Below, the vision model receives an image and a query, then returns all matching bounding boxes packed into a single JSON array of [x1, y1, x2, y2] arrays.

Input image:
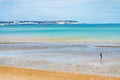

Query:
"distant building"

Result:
[[56, 20, 79, 24], [0, 20, 80, 25], [56, 20, 65, 24]]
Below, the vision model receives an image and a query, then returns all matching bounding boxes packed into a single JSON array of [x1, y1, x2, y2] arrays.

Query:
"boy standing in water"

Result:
[[100, 53, 102, 60], [100, 53, 103, 65]]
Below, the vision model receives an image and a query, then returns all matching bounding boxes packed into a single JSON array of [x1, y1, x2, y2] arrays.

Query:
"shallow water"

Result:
[[0, 42, 120, 77]]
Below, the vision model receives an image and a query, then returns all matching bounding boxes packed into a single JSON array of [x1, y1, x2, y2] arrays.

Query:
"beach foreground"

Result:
[[0, 66, 119, 80]]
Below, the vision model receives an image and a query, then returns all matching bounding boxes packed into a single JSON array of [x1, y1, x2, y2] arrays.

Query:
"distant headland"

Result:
[[0, 20, 79, 25]]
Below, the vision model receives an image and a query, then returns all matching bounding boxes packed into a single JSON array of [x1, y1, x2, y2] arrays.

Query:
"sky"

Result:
[[0, 0, 120, 23]]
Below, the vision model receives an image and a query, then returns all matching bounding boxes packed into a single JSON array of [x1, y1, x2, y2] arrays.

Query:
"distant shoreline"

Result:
[[1, 23, 120, 26]]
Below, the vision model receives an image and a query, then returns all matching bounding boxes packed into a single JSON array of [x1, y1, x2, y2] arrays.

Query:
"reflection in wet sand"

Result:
[[0, 42, 120, 77]]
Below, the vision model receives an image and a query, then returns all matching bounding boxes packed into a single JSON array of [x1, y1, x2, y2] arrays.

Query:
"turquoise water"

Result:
[[0, 24, 120, 42]]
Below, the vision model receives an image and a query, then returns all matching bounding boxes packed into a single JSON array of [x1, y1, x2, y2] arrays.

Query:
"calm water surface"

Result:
[[0, 24, 120, 42]]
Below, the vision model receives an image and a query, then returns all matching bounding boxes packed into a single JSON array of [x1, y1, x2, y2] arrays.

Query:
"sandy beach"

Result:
[[0, 66, 120, 80], [1, 36, 120, 44], [0, 42, 120, 77]]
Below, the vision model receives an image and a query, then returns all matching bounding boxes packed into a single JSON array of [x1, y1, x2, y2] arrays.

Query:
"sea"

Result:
[[0, 24, 120, 43], [0, 24, 120, 77]]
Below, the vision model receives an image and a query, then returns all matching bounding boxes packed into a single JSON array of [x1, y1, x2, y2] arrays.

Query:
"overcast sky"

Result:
[[0, 0, 120, 23]]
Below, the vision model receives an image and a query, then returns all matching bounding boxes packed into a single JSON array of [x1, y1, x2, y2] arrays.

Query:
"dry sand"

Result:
[[0, 66, 119, 80]]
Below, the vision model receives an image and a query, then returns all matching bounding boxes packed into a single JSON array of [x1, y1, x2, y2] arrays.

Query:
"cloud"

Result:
[[0, 0, 120, 23]]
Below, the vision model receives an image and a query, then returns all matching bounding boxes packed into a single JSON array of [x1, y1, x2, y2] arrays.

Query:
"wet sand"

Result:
[[0, 66, 120, 80], [0, 42, 120, 78], [1, 36, 120, 44]]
